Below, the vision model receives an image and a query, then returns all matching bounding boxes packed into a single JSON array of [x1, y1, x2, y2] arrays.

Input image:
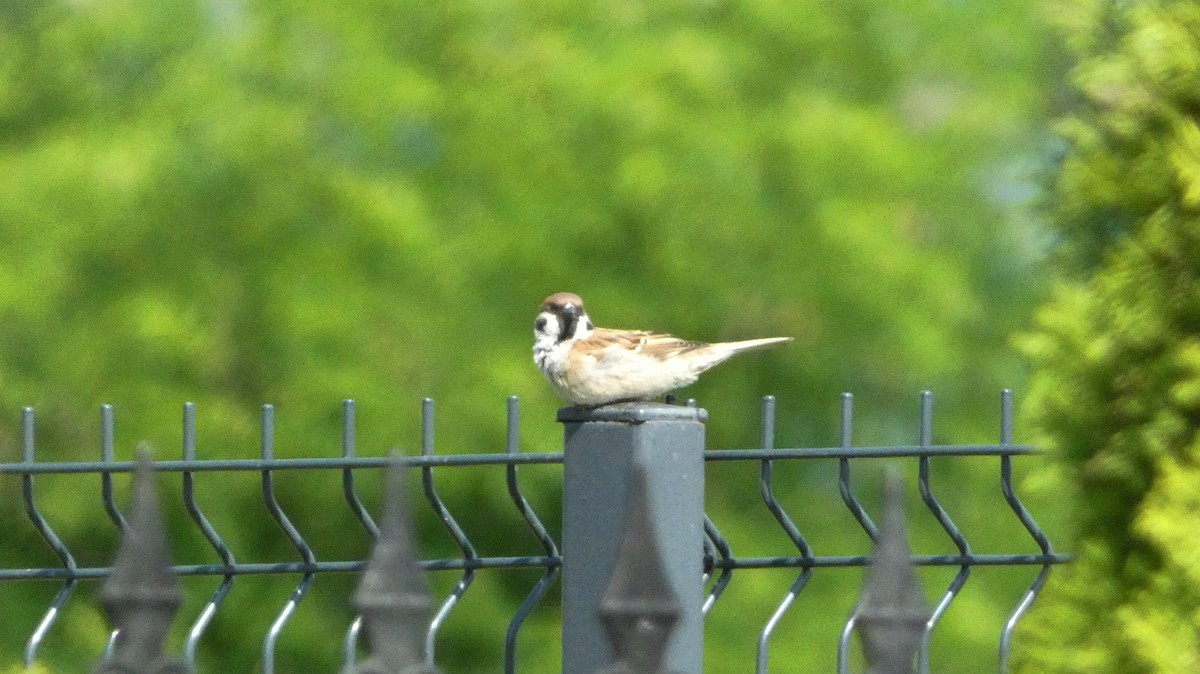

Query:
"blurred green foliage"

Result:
[[0, 0, 1056, 671], [1014, 1, 1200, 672]]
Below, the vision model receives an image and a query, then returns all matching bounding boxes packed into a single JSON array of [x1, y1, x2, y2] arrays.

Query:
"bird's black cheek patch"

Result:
[[536, 317, 548, 332]]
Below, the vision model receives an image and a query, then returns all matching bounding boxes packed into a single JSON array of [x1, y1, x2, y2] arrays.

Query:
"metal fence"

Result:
[[0, 390, 1069, 672]]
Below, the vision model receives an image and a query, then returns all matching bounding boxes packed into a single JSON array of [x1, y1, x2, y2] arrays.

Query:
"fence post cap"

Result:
[[557, 402, 708, 424]]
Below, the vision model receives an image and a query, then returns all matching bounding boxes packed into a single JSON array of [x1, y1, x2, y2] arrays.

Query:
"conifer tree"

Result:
[[1016, 1, 1200, 671]]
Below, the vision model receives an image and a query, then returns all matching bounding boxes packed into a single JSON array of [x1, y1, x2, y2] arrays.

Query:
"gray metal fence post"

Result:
[[559, 402, 706, 674]]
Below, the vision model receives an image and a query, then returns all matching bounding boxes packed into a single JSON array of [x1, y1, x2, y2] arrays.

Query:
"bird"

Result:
[[533, 292, 791, 406]]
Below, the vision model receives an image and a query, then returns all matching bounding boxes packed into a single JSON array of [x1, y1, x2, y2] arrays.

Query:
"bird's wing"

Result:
[[586, 328, 708, 359]]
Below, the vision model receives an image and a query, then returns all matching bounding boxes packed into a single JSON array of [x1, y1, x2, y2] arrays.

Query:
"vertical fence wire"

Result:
[[342, 400, 380, 540], [341, 399, 377, 669], [837, 394, 878, 541], [21, 407, 79, 667], [835, 392, 876, 672], [696, 393, 736, 617], [420, 398, 478, 669], [755, 395, 815, 673], [99, 405, 124, 659], [502, 396, 561, 674], [181, 401, 238, 668], [915, 391, 972, 674], [99, 405, 127, 533], [997, 389, 1055, 673], [701, 515, 733, 616], [260, 405, 318, 674]]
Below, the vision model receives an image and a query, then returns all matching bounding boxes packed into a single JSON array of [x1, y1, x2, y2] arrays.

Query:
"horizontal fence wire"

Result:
[[0, 392, 1071, 672]]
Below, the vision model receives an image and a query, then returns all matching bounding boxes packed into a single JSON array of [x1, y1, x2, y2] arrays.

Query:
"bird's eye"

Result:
[[535, 317, 548, 332]]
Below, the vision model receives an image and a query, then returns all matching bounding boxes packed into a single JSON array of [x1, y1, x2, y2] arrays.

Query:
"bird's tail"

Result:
[[717, 336, 793, 353], [690, 337, 792, 373]]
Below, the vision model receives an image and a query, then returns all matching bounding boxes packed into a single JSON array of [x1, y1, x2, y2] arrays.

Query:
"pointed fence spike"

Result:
[[597, 464, 682, 674], [346, 458, 440, 674], [94, 445, 189, 673], [855, 466, 930, 674]]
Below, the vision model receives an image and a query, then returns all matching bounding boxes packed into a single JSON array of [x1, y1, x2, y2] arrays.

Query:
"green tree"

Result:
[[1015, 1, 1200, 671]]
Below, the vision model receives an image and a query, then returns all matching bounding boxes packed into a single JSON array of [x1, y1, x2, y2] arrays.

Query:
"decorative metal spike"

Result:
[[345, 459, 440, 674], [95, 446, 189, 674], [855, 467, 930, 674], [597, 464, 682, 674]]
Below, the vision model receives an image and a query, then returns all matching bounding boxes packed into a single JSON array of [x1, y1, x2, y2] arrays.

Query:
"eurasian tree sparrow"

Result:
[[533, 292, 791, 406]]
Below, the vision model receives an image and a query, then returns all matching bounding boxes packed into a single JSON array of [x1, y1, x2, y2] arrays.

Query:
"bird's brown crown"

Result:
[[540, 292, 584, 313]]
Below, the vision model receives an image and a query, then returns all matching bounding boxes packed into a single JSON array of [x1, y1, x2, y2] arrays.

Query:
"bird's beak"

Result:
[[559, 303, 580, 341]]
